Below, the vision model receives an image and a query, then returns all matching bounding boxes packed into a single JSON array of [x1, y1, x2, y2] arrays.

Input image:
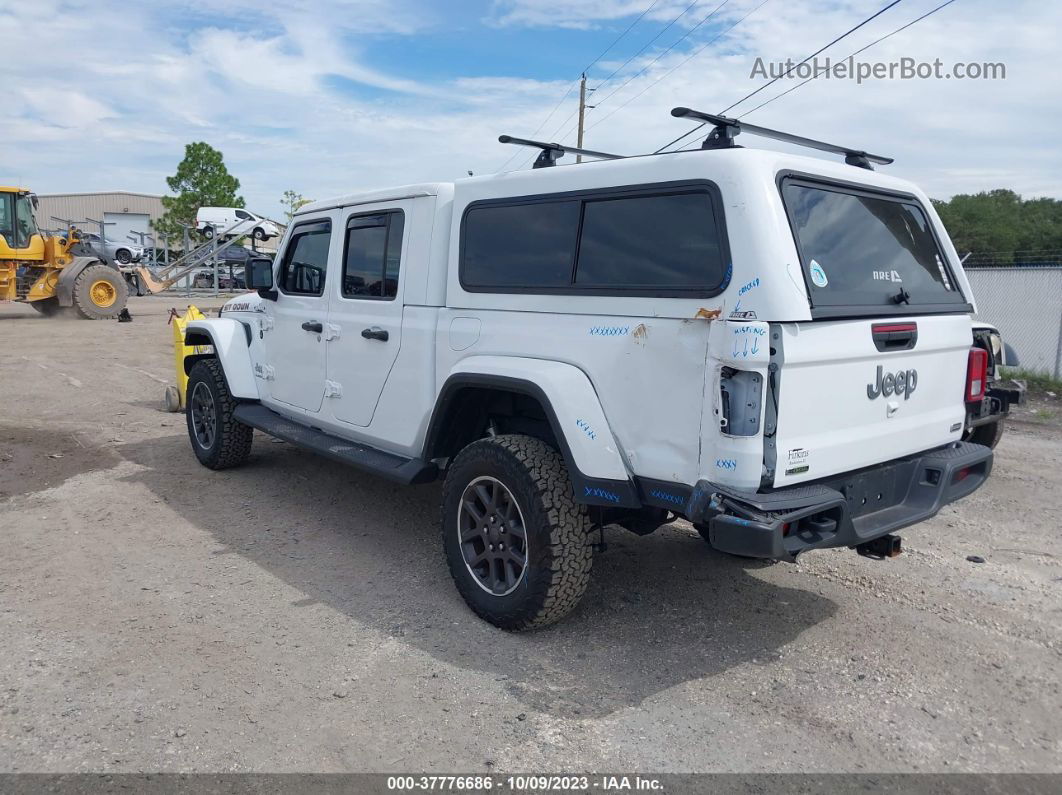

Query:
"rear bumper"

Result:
[[687, 441, 992, 560]]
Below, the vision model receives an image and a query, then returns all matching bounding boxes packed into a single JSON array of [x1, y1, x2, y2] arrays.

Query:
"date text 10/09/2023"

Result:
[[387, 775, 664, 792]]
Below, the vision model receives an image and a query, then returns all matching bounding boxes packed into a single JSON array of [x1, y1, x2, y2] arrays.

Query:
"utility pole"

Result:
[[576, 73, 587, 163]]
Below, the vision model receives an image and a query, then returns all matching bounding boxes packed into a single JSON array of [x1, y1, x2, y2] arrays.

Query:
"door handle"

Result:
[[361, 327, 389, 342], [301, 321, 323, 333]]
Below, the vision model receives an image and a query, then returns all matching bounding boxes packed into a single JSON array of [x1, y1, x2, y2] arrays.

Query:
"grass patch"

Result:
[[1003, 368, 1062, 394]]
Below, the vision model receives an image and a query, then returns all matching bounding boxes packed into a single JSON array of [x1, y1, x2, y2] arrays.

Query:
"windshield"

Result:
[[782, 178, 967, 316]]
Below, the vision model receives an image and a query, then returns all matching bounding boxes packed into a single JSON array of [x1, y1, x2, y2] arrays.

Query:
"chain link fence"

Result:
[[965, 265, 1062, 378]]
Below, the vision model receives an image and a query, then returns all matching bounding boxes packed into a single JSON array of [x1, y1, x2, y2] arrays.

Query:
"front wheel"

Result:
[[252, 226, 267, 241], [72, 263, 128, 319], [185, 359, 253, 469], [115, 249, 132, 264], [441, 435, 593, 631]]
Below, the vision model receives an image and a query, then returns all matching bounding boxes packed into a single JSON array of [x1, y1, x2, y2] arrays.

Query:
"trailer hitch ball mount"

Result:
[[856, 533, 903, 560]]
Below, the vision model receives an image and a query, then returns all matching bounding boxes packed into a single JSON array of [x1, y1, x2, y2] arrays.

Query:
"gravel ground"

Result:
[[0, 296, 1059, 774]]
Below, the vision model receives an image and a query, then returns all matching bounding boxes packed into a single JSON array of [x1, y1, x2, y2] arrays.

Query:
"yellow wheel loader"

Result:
[[0, 186, 129, 319]]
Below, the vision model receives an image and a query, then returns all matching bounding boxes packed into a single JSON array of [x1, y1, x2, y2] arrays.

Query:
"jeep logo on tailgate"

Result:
[[867, 365, 918, 400]]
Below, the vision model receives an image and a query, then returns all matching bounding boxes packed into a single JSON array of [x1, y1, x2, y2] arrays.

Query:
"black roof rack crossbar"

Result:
[[498, 135, 624, 169], [670, 107, 893, 170]]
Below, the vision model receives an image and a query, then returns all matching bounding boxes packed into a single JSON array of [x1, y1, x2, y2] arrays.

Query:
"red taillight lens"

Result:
[[966, 347, 988, 401]]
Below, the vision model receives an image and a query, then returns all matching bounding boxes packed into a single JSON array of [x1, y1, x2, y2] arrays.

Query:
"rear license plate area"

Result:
[[842, 461, 912, 518]]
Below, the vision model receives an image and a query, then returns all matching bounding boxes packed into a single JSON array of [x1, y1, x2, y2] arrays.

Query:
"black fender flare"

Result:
[[423, 373, 641, 509], [56, 256, 111, 307]]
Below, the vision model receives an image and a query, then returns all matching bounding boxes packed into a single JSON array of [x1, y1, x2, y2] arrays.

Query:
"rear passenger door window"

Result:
[[342, 211, 404, 299]]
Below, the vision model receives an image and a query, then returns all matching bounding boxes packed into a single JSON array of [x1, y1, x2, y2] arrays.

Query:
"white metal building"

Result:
[[34, 191, 163, 246]]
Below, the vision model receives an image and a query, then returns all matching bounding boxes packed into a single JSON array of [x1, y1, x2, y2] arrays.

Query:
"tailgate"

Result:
[[771, 314, 970, 487]]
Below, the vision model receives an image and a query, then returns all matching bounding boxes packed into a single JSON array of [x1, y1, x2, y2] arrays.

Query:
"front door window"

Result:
[[14, 195, 39, 248]]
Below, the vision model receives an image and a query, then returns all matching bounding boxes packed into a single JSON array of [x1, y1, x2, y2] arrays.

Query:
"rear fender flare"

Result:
[[429, 356, 639, 508], [184, 318, 259, 399]]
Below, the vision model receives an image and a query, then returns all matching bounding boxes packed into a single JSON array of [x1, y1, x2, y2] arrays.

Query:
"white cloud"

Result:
[[0, 0, 1057, 220]]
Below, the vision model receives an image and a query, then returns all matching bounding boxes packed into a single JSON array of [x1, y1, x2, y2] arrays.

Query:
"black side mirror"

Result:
[[246, 257, 276, 299]]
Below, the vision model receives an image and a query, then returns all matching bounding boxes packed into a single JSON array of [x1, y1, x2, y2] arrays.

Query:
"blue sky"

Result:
[[2, 0, 1058, 219]]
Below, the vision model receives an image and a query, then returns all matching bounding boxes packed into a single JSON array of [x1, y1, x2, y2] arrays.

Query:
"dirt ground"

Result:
[[1, 296, 1059, 774]]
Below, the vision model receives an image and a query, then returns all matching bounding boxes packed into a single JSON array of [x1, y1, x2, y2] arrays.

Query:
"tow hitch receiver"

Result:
[[856, 534, 902, 560]]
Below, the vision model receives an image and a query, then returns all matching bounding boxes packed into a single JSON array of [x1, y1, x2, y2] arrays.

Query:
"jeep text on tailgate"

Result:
[[178, 108, 1015, 630]]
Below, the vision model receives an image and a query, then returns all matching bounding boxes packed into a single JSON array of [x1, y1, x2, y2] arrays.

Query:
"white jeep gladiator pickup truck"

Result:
[[181, 109, 1016, 630]]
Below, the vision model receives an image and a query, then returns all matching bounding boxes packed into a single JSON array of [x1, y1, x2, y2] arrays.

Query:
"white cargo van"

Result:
[[196, 207, 279, 241]]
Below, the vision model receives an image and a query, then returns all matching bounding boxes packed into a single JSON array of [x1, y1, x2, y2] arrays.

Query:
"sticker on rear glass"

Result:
[[809, 260, 829, 288]]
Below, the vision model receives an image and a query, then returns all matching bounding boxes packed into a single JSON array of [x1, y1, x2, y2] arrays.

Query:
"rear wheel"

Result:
[[29, 297, 61, 316], [964, 418, 1005, 449], [441, 435, 593, 630], [72, 264, 128, 319], [185, 359, 253, 469], [203, 226, 215, 240]]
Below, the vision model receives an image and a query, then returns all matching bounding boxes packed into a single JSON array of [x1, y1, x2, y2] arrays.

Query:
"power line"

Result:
[[720, 0, 904, 113], [655, 0, 905, 153], [582, 0, 772, 136], [589, 0, 703, 98], [583, 0, 663, 74], [737, 0, 958, 118], [518, 0, 726, 167], [501, 0, 663, 171], [554, 0, 736, 148], [575, 0, 732, 136], [497, 79, 579, 171]]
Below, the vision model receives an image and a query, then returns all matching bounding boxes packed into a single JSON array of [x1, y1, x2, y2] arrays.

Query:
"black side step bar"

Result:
[[233, 403, 437, 485]]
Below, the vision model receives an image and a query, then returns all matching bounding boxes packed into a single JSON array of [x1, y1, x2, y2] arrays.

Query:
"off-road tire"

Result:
[[965, 418, 1005, 449], [252, 226, 267, 241], [72, 263, 128, 319], [185, 359, 253, 469], [29, 297, 61, 316], [441, 434, 593, 631]]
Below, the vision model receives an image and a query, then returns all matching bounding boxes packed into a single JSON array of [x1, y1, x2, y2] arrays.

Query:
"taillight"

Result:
[[966, 347, 988, 401]]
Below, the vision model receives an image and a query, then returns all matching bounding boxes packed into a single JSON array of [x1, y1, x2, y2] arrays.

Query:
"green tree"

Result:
[[281, 189, 312, 222], [932, 189, 1062, 265], [153, 142, 244, 239]]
